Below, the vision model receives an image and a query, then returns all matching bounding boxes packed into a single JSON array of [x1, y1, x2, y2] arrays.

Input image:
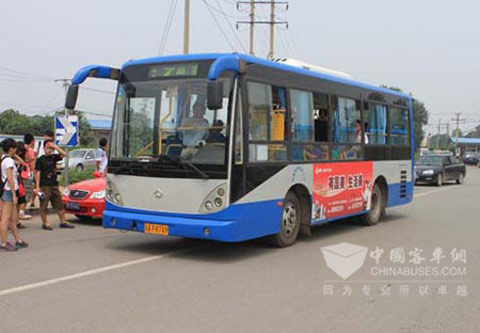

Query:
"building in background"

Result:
[[456, 137, 480, 153], [87, 119, 111, 142]]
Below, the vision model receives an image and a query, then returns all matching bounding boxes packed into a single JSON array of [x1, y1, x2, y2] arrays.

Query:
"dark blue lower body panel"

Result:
[[386, 181, 414, 207], [103, 199, 283, 242]]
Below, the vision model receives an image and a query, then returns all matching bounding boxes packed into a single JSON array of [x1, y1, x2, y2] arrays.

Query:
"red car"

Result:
[[62, 177, 106, 220]]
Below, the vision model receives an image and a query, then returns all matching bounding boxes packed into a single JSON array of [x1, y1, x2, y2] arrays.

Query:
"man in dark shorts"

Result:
[[35, 140, 74, 230]]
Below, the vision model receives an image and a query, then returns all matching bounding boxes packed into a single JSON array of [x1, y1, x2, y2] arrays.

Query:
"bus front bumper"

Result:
[[103, 209, 241, 242]]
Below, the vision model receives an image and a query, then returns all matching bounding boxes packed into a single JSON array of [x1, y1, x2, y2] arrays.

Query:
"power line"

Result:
[[210, 0, 247, 52], [157, 0, 180, 56], [0, 66, 54, 81], [201, 0, 238, 51], [202, 0, 244, 19], [236, 1, 289, 58], [81, 87, 115, 95]]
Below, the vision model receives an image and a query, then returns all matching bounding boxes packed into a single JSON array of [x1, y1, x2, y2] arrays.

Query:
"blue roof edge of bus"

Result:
[[122, 53, 411, 100], [72, 65, 118, 85]]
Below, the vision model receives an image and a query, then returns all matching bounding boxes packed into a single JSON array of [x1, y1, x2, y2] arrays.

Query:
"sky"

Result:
[[1, 0, 479, 136]]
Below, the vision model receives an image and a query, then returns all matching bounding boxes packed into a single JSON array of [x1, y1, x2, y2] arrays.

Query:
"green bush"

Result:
[[59, 169, 94, 187]]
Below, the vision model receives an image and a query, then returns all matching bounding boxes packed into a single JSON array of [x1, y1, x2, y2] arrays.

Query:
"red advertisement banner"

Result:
[[312, 162, 373, 221]]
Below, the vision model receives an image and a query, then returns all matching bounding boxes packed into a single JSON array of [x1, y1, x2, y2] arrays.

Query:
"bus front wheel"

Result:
[[359, 183, 384, 226], [270, 192, 301, 248]]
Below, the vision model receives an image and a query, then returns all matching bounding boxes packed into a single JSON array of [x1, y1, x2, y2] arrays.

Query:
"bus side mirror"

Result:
[[65, 85, 79, 110], [207, 81, 224, 110]]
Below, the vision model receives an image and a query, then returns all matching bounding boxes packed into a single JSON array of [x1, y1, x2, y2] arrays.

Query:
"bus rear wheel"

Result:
[[359, 183, 384, 226], [270, 192, 301, 248]]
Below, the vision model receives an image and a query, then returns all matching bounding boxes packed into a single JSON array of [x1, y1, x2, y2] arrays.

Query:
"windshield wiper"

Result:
[[146, 154, 209, 179], [182, 160, 209, 179]]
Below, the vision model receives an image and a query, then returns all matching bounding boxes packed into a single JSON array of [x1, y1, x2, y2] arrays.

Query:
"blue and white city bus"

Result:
[[66, 53, 413, 247]]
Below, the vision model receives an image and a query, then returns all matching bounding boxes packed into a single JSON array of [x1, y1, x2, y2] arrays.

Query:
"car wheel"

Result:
[[456, 173, 464, 185], [76, 164, 84, 172], [359, 183, 384, 226], [436, 173, 443, 187], [269, 192, 301, 248]]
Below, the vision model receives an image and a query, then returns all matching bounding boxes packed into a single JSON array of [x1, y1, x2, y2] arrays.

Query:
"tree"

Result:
[[381, 86, 429, 152], [428, 134, 452, 151], [451, 129, 463, 138]]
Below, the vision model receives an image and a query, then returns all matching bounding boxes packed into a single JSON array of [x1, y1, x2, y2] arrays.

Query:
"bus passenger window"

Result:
[[247, 82, 270, 141], [363, 102, 387, 144], [332, 97, 362, 144], [290, 89, 314, 142], [390, 107, 409, 145], [313, 93, 329, 143], [247, 82, 287, 142]]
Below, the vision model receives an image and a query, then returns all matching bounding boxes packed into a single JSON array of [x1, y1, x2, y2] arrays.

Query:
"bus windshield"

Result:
[[111, 77, 232, 165]]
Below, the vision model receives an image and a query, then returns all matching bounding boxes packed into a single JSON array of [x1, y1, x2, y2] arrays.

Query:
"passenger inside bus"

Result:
[[206, 120, 226, 143]]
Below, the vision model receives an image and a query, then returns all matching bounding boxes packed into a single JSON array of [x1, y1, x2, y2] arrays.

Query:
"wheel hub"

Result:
[[282, 203, 297, 235]]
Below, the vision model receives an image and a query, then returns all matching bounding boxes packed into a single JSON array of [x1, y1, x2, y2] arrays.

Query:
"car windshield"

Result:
[[110, 77, 232, 165], [69, 149, 86, 158], [416, 156, 444, 165]]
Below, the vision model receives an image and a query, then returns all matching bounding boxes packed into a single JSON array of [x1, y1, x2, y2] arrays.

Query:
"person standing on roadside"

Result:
[[15, 142, 32, 226], [96, 138, 108, 176], [0, 139, 29, 252], [35, 140, 75, 230], [35, 130, 54, 158], [24, 133, 37, 209]]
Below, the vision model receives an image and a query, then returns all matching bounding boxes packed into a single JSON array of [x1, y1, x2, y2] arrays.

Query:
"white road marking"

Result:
[[0, 245, 208, 297], [413, 186, 457, 198]]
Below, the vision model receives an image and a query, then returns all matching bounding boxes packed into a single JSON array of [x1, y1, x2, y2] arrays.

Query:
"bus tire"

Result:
[[359, 183, 384, 226], [270, 192, 301, 248]]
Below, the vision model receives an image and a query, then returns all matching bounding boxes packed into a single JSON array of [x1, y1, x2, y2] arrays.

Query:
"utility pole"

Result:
[[436, 119, 441, 150], [268, 0, 275, 59], [55, 78, 71, 188], [184, 0, 190, 54], [249, 0, 255, 55], [237, 1, 288, 58], [451, 112, 466, 155]]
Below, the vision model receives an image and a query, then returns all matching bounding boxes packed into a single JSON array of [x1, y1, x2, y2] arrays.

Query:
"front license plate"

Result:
[[66, 202, 81, 211], [144, 223, 169, 235]]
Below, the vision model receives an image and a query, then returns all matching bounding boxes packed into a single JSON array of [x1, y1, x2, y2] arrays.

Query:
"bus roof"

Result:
[[122, 53, 411, 101]]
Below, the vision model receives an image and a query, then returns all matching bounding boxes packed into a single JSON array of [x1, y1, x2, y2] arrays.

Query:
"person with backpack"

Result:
[[0, 139, 28, 252]]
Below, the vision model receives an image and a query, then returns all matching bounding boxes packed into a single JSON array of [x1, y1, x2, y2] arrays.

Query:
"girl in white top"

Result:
[[0, 139, 28, 252]]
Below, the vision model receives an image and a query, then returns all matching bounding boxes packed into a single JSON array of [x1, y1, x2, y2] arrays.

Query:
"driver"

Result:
[[181, 100, 209, 158]]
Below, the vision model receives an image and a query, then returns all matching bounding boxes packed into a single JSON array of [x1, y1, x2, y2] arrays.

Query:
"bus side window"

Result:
[[313, 92, 329, 143], [247, 81, 287, 162], [331, 96, 362, 160], [363, 102, 387, 144], [390, 107, 409, 145]]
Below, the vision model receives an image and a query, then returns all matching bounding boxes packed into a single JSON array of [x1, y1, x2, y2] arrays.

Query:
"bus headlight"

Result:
[[106, 179, 124, 206], [199, 184, 227, 213], [205, 201, 213, 211]]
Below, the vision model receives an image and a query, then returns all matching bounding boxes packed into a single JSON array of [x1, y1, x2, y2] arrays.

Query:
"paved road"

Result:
[[1, 167, 479, 332]]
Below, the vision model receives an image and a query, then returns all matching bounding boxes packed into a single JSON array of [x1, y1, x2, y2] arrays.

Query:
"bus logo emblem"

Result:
[[153, 190, 164, 199]]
